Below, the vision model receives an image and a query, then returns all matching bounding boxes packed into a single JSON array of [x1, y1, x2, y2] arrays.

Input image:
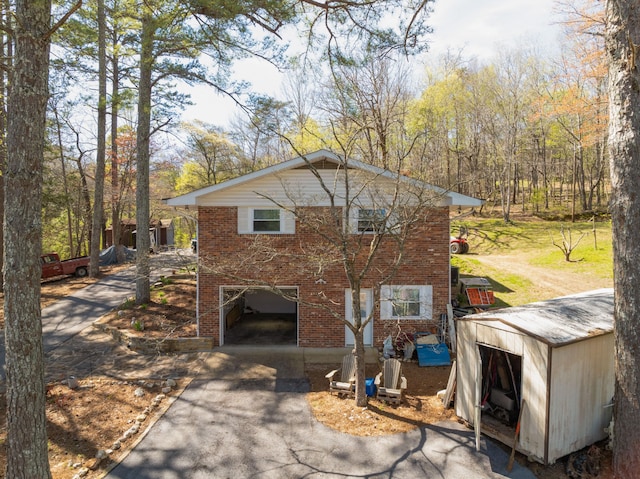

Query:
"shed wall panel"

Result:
[[455, 318, 549, 463], [476, 323, 524, 355], [455, 293, 614, 465], [455, 320, 477, 422], [520, 337, 549, 462], [547, 334, 614, 463]]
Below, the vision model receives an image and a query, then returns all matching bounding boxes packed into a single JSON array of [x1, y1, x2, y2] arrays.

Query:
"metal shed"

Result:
[[455, 289, 614, 465]]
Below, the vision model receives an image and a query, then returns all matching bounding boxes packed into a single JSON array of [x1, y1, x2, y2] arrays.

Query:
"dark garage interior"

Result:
[[222, 288, 298, 345]]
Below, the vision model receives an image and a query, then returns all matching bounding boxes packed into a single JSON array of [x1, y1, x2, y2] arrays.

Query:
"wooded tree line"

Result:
[[0, 0, 605, 264]]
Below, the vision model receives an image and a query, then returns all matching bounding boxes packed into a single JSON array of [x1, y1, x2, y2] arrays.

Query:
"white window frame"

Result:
[[251, 208, 282, 233], [380, 285, 433, 320], [238, 207, 295, 234], [356, 208, 386, 233]]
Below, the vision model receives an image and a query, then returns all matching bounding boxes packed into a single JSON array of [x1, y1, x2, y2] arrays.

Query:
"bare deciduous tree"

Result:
[[550, 225, 587, 262]]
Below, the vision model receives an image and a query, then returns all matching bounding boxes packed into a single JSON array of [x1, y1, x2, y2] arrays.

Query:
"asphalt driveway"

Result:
[[107, 349, 536, 479], [0, 250, 193, 382]]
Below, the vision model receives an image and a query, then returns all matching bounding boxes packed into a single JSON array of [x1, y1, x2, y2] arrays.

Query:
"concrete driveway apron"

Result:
[[107, 349, 536, 479]]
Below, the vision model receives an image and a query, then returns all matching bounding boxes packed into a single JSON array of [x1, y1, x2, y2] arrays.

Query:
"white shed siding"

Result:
[[521, 336, 549, 462], [456, 320, 549, 462], [455, 320, 476, 422], [476, 323, 524, 355], [455, 290, 613, 465], [547, 334, 614, 463]]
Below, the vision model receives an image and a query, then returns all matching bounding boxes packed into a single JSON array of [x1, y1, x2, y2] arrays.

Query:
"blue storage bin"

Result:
[[365, 377, 376, 397]]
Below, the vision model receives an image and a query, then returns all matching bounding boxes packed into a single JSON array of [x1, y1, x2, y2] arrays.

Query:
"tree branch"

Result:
[[45, 0, 83, 41]]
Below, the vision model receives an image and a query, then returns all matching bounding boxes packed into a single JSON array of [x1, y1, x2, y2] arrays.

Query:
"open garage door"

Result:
[[221, 287, 298, 345]]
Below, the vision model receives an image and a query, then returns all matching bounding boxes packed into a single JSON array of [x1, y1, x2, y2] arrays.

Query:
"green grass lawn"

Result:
[[451, 217, 614, 307]]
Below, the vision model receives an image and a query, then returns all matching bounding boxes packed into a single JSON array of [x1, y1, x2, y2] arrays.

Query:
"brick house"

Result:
[[166, 149, 482, 348]]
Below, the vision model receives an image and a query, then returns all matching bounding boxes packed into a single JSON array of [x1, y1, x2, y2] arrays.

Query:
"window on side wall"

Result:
[[357, 208, 386, 233], [380, 285, 433, 320], [252, 209, 281, 232]]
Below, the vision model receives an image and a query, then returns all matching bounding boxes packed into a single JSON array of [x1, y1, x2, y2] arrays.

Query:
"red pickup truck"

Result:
[[41, 253, 90, 279]]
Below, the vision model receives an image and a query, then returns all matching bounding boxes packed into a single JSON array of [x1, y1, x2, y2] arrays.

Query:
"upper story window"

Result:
[[252, 209, 281, 232], [357, 208, 386, 233], [238, 207, 294, 234]]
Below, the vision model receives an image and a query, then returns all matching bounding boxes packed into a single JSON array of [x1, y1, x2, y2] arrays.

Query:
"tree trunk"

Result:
[[52, 109, 75, 255], [605, 1, 640, 477], [75, 153, 93, 256], [90, 0, 107, 277], [135, 10, 154, 304], [111, 45, 123, 262], [350, 287, 368, 407], [4, 0, 52, 476], [353, 331, 367, 407], [0, 0, 9, 293]]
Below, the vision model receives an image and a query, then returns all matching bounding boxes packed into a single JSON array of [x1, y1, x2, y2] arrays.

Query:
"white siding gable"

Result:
[[193, 168, 448, 209], [165, 149, 483, 208]]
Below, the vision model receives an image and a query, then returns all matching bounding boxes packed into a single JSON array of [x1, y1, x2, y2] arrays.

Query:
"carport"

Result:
[[221, 287, 298, 345]]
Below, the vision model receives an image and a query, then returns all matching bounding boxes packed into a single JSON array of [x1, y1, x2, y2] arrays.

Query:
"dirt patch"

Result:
[[44, 378, 184, 478], [306, 362, 457, 435], [473, 254, 613, 300], [0, 264, 192, 479], [97, 275, 198, 340]]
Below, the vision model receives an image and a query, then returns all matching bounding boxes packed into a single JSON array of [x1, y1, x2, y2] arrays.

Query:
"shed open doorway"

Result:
[[478, 344, 523, 436], [221, 287, 298, 345]]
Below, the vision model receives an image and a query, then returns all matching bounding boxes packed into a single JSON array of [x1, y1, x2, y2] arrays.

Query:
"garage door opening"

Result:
[[478, 344, 523, 435], [222, 287, 298, 345]]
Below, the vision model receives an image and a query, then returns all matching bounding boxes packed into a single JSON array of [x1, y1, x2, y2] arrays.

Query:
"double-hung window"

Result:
[[252, 209, 281, 232], [380, 285, 433, 320], [357, 208, 386, 233], [238, 207, 294, 234]]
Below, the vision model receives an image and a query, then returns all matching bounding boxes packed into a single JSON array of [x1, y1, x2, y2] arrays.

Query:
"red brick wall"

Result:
[[196, 205, 450, 348]]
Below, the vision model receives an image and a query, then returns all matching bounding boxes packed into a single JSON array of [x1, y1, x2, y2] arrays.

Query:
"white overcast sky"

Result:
[[426, 0, 561, 61], [181, 0, 562, 126]]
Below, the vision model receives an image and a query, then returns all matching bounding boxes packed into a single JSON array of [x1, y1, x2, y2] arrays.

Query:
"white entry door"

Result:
[[345, 288, 373, 346]]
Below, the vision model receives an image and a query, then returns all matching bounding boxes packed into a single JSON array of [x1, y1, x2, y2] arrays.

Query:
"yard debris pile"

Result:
[[565, 444, 603, 478]]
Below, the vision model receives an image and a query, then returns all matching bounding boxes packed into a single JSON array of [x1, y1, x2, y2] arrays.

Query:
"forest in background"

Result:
[[35, 0, 604, 258]]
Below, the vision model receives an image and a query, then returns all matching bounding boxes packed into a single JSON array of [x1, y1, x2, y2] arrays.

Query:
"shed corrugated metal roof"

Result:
[[459, 288, 613, 346]]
